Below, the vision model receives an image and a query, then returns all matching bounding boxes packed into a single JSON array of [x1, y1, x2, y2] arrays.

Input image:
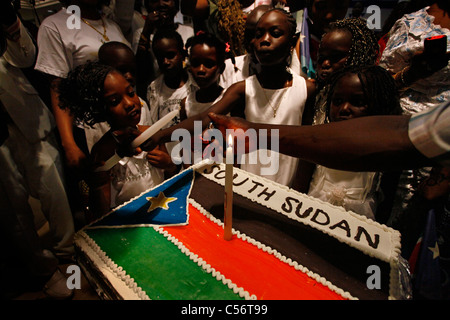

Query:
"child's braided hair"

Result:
[[324, 18, 380, 68], [58, 61, 115, 127], [325, 65, 402, 122], [215, 0, 246, 56]]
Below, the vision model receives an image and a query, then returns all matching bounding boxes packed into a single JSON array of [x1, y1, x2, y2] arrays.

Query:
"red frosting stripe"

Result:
[[162, 203, 346, 300]]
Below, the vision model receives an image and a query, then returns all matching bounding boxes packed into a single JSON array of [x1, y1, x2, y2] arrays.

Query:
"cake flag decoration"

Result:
[[88, 168, 195, 228], [147, 192, 177, 212]]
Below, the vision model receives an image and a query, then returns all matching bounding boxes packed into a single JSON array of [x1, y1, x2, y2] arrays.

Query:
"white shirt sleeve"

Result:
[[408, 101, 450, 166], [35, 21, 72, 78]]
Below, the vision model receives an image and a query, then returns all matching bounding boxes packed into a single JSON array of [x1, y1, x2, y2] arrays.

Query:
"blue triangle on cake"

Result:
[[87, 168, 194, 228]]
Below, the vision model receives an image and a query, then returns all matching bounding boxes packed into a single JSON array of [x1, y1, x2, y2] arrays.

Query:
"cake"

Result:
[[75, 160, 409, 300]]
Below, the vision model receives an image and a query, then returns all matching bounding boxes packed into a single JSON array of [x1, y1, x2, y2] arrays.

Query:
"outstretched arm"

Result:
[[208, 112, 432, 172], [142, 81, 246, 150]]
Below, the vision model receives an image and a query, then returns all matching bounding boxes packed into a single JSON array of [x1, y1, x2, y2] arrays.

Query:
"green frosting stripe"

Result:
[[85, 227, 243, 300]]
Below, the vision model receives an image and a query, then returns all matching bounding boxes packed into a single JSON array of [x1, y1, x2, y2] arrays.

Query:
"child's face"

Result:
[[253, 11, 293, 66], [189, 43, 223, 89], [317, 30, 351, 82], [146, 0, 178, 25], [103, 71, 142, 128], [153, 38, 185, 77], [329, 73, 368, 122]]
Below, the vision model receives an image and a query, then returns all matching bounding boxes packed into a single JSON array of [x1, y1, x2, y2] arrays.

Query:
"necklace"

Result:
[[81, 17, 110, 42], [262, 87, 287, 118]]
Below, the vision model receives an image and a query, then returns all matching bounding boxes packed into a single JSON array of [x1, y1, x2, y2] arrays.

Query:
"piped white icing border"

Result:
[[75, 160, 404, 300], [153, 225, 256, 300], [188, 198, 357, 300], [196, 163, 403, 299], [75, 231, 150, 300]]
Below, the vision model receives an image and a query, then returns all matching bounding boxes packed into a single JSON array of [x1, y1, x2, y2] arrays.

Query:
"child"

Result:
[[58, 61, 176, 219], [179, 32, 227, 166], [306, 65, 402, 220], [145, 8, 316, 187], [147, 29, 198, 161], [181, 32, 226, 119], [82, 41, 141, 154], [147, 29, 196, 128], [313, 17, 380, 125]]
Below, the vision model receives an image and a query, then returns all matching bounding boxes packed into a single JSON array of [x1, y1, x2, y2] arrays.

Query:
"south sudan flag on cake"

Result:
[[75, 161, 410, 300]]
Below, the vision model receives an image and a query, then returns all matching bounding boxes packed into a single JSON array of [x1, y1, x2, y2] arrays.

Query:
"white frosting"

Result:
[[74, 160, 403, 300], [154, 225, 256, 300], [188, 198, 357, 300], [75, 231, 150, 300], [196, 163, 403, 299]]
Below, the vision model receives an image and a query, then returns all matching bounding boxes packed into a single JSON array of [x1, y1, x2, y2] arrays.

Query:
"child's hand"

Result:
[[139, 130, 162, 152], [113, 127, 142, 157], [146, 145, 176, 172]]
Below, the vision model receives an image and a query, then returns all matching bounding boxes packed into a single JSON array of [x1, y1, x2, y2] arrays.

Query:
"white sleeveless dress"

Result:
[[308, 166, 381, 220], [241, 72, 307, 187]]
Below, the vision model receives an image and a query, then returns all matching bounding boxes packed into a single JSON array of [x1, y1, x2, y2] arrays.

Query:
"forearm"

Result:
[[156, 85, 244, 145], [88, 172, 112, 219], [261, 115, 430, 172], [50, 80, 77, 150]]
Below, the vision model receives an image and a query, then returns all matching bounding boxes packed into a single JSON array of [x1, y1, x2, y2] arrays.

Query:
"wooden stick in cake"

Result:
[[224, 133, 234, 241]]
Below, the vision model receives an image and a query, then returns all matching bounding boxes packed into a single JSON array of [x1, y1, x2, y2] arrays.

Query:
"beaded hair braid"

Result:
[[215, 0, 246, 56], [326, 18, 380, 68], [325, 65, 402, 121], [58, 61, 115, 128]]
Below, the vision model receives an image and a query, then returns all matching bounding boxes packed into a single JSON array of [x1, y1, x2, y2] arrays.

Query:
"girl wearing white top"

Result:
[[147, 8, 316, 187], [58, 62, 176, 220], [306, 65, 402, 220]]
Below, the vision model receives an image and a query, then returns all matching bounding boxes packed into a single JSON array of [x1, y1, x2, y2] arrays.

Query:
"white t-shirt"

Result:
[[147, 73, 197, 160], [147, 73, 197, 126], [35, 8, 130, 78], [241, 72, 307, 187]]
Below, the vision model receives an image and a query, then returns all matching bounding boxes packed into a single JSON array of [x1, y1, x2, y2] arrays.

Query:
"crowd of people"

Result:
[[0, 0, 449, 300]]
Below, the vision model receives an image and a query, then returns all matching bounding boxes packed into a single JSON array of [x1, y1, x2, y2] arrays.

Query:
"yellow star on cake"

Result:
[[146, 192, 177, 212]]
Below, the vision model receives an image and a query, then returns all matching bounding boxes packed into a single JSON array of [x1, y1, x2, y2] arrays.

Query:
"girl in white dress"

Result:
[[306, 65, 402, 220], [147, 8, 316, 187], [58, 62, 176, 220]]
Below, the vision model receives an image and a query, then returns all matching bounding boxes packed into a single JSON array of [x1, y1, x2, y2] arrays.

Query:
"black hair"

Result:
[[152, 28, 186, 54], [324, 18, 379, 68], [185, 32, 227, 66], [144, 0, 180, 12], [325, 65, 402, 120], [98, 41, 134, 59], [58, 61, 115, 127], [258, 8, 298, 48]]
